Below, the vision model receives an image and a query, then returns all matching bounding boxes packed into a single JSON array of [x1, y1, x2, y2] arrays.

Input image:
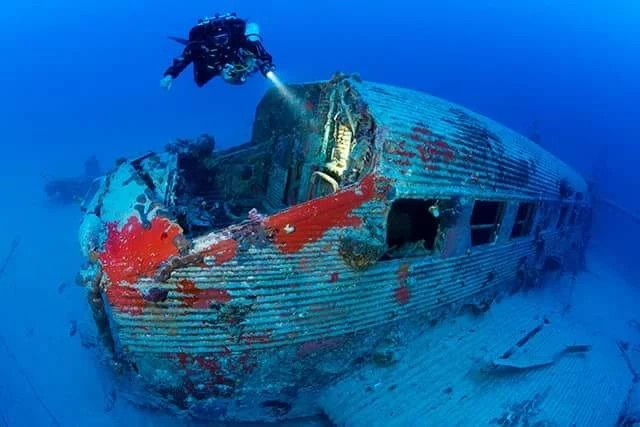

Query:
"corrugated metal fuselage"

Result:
[[80, 75, 591, 422]]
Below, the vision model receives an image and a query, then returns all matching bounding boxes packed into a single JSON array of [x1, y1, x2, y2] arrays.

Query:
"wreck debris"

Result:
[[492, 344, 591, 372], [499, 319, 549, 361], [0, 334, 61, 427], [483, 318, 591, 373]]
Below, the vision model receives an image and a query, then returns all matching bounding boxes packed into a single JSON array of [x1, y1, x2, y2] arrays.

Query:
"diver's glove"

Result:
[[160, 75, 173, 90]]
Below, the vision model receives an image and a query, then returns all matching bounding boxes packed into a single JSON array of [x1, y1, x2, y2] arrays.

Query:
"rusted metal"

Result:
[[77, 73, 592, 422]]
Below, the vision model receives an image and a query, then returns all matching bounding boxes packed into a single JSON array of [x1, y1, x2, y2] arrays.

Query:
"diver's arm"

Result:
[[163, 46, 194, 78], [245, 40, 272, 63]]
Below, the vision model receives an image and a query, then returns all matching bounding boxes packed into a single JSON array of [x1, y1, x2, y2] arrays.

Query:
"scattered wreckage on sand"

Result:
[[76, 73, 636, 425]]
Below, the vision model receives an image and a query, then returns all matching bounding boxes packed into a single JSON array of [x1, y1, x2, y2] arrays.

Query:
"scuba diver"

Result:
[[160, 13, 275, 89]]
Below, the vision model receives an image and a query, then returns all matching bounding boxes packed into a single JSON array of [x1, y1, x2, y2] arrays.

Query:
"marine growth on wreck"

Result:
[[76, 73, 594, 423]]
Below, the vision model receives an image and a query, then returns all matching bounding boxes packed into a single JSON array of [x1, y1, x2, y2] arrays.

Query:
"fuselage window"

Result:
[[511, 202, 536, 238], [470, 200, 505, 246], [384, 199, 441, 258]]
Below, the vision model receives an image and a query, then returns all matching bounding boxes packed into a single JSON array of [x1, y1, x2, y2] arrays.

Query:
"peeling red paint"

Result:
[[264, 174, 384, 253], [329, 272, 339, 283], [406, 123, 455, 168], [435, 140, 455, 162], [100, 216, 182, 286], [395, 263, 411, 304], [387, 140, 416, 158], [411, 125, 431, 136], [414, 137, 455, 165], [395, 286, 410, 304], [397, 264, 410, 283], [177, 279, 231, 309], [174, 353, 221, 378], [194, 355, 220, 376], [201, 239, 238, 265], [415, 140, 434, 163], [240, 331, 273, 345], [105, 283, 146, 315], [100, 216, 182, 314], [177, 352, 189, 367]]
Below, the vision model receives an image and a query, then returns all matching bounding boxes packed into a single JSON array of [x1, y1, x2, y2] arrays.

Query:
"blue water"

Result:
[[1, 0, 638, 425]]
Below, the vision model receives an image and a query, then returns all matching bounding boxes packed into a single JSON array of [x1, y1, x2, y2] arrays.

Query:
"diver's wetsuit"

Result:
[[163, 14, 273, 87]]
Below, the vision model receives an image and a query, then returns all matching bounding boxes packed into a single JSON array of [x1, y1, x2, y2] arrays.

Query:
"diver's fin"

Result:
[[168, 36, 189, 45]]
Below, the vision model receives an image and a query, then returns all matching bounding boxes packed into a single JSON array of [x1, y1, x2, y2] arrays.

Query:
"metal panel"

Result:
[[357, 81, 587, 201]]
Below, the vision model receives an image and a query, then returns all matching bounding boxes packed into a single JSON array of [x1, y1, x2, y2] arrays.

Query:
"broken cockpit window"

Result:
[[470, 201, 505, 246], [165, 134, 271, 237], [384, 199, 442, 258]]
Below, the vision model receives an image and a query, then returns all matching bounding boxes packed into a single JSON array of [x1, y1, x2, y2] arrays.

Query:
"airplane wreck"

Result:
[[76, 73, 633, 425]]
